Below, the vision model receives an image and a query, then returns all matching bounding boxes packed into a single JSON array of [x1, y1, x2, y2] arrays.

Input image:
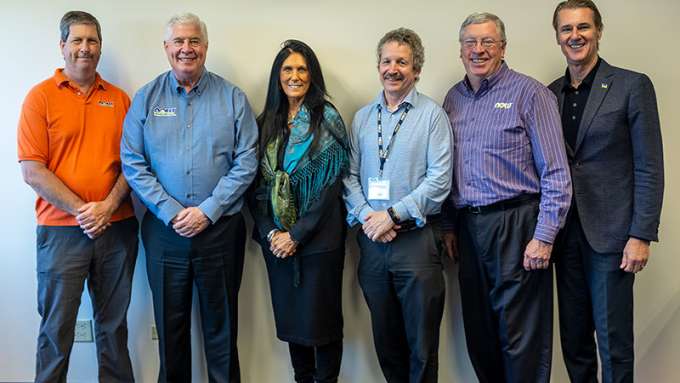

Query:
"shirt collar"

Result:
[[53, 68, 106, 91], [374, 86, 418, 111], [169, 67, 208, 95], [562, 56, 601, 92], [459, 61, 509, 97]]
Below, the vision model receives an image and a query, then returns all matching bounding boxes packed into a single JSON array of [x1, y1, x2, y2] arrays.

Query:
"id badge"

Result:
[[368, 177, 390, 200]]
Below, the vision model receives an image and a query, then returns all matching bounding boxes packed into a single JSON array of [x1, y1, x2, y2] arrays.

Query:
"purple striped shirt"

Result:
[[442, 63, 571, 243]]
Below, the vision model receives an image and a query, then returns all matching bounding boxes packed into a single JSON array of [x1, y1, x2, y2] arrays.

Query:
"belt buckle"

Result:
[[468, 206, 482, 214]]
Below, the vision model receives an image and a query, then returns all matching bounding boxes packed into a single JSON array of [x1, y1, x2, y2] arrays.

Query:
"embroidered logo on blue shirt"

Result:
[[494, 102, 513, 109], [98, 100, 114, 108], [153, 107, 177, 117]]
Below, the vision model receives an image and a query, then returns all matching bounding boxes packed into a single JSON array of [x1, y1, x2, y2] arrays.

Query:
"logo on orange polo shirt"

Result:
[[98, 100, 114, 108], [153, 107, 177, 117]]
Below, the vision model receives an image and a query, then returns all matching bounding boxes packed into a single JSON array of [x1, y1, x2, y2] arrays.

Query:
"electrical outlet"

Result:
[[151, 325, 158, 340], [74, 319, 93, 342]]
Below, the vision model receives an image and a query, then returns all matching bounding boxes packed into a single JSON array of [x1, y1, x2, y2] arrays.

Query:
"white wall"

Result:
[[1, 0, 678, 382]]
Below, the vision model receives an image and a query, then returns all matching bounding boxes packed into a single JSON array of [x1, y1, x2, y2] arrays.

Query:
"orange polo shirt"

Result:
[[17, 69, 134, 226]]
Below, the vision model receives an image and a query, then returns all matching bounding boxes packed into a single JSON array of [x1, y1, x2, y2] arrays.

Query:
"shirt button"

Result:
[[186, 170, 191, 175], [575, 91, 580, 95], [187, 124, 192, 128], [572, 103, 577, 107], [571, 116, 576, 120], [186, 193, 192, 198]]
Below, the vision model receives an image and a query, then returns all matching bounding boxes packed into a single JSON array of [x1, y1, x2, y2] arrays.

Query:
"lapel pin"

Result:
[[601, 83, 608, 89]]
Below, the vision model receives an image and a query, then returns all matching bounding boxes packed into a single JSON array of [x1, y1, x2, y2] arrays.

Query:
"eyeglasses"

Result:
[[461, 38, 504, 50], [169, 37, 203, 48]]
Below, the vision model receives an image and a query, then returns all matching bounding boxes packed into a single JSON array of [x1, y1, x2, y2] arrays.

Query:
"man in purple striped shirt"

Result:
[[440, 12, 571, 383]]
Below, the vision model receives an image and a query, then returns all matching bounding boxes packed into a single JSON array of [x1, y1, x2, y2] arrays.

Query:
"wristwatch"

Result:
[[387, 207, 400, 224]]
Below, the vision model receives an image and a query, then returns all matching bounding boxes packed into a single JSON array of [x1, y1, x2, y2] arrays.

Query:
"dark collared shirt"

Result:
[[561, 58, 601, 149]]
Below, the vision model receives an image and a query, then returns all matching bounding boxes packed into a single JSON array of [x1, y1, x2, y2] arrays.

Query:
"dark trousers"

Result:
[[142, 212, 246, 383], [457, 199, 552, 383], [35, 218, 138, 383], [357, 225, 445, 383], [555, 210, 634, 383], [288, 340, 343, 383]]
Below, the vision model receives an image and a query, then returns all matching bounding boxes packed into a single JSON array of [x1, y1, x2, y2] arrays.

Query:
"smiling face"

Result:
[[279, 52, 311, 105], [555, 7, 601, 68], [378, 41, 419, 102], [459, 21, 505, 86], [60, 23, 101, 78], [164, 23, 207, 84]]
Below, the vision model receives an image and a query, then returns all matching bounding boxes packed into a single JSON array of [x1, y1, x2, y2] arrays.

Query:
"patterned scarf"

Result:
[[260, 105, 348, 230]]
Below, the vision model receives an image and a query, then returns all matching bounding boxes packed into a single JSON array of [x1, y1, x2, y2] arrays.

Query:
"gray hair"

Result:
[[377, 27, 425, 74], [60, 11, 102, 42], [164, 13, 208, 42], [459, 12, 507, 43]]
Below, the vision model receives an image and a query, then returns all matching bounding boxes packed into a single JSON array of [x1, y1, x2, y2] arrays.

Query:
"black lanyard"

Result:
[[377, 104, 410, 177]]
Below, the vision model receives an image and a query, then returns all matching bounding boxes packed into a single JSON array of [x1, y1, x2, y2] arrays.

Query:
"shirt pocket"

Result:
[[207, 112, 235, 159]]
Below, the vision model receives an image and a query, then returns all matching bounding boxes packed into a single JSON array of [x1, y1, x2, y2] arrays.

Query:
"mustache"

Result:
[[384, 72, 404, 81]]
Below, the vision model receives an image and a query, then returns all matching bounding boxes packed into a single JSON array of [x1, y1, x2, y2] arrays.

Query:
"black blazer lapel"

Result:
[[574, 59, 613, 152]]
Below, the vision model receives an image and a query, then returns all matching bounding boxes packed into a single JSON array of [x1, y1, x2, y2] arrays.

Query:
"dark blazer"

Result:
[[548, 58, 664, 253]]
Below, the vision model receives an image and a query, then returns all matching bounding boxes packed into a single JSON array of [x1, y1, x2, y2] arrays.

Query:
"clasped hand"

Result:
[[172, 207, 210, 238], [76, 201, 113, 239], [363, 210, 400, 243], [270, 231, 297, 258]]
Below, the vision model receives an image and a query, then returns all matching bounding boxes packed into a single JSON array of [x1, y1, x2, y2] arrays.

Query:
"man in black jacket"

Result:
[[548, 1, 664, 382]]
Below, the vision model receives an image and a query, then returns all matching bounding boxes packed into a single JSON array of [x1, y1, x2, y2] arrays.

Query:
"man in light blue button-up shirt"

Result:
[[121, 13, 257, 382], [343, 28, 452, 383]]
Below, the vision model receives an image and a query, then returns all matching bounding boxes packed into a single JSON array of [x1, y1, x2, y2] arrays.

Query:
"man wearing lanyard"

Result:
[[344, 28, 453, 382], [440, 12, 571, 382]]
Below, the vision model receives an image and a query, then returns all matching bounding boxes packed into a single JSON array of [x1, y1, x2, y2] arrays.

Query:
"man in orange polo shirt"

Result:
[[17, 11, 138, 383]]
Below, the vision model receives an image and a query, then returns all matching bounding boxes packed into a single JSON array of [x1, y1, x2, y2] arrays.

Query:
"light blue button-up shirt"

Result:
[[344, 87, 453, 227], [121, 69, 258, 225]]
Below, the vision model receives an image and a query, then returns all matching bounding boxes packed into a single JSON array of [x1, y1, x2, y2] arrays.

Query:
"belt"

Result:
[[460, 194, 539, 215], [395, 214, 440, 232]]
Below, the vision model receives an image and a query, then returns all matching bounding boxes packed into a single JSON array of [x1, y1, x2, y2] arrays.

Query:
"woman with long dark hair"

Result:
[[249, 39, 349, 383]]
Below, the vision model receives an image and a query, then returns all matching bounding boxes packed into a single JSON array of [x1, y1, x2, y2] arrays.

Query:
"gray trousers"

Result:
[[35, 218, 138, 383], [357, 225, 445, 383]]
